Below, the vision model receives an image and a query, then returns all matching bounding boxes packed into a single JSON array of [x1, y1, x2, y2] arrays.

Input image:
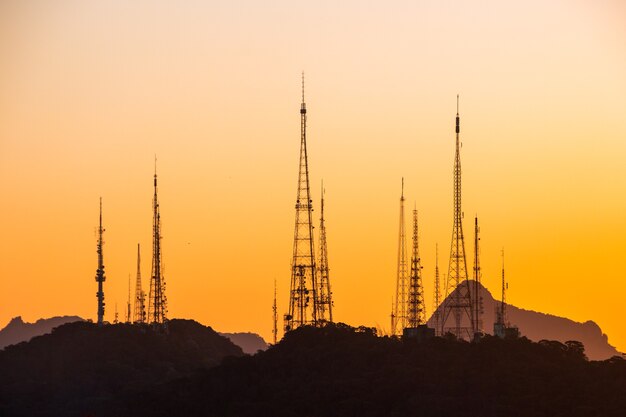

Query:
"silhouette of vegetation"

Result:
[[0, 319, 243, 417], [1, 322, 625, 416]]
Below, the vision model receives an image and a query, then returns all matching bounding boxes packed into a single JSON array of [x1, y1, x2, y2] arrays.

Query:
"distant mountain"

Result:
[[428, 280, 620, 360], [0, 316, 83, 349], [219, 332, 269, 354], [0, 319, 243, 417]]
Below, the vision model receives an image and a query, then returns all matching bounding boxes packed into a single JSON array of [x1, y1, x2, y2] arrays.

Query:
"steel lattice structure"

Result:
[[133, 243, 146, 324], [432, 243, 441, 336], [95, 198, 106, 326], [285, 75, 318, 332], [391, 179, 409, 335], [441, 96, 474, 339], [316, 183, 333, 323], [148, 162, 168, 327], [472, 217, 484, 334], [407, 208, 425, 328]]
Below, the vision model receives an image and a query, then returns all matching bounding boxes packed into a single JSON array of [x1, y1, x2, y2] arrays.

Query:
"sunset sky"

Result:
[[1, 1, 625, 351]]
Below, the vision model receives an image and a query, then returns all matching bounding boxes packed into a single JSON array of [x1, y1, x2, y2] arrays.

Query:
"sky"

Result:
[[1, 1, 625, 351]]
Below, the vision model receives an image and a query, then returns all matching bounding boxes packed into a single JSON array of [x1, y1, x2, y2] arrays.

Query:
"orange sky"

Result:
[[1, 1, 625, 351]]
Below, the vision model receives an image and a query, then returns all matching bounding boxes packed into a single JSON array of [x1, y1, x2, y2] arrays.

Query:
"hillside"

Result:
[[427, 280, 620, 360], [125, 324, 626, 417], [0, 316, 83, 349], [0, 319, 243, 417]]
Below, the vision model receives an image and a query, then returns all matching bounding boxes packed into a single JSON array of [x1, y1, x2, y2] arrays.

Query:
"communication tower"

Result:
[[273, 278, 278, 344], [95, 198, 106, 326], [316, 182, 333, 323], [133, 243, 146, 323], [440, 96, 474, 339], [432, 244, 441, 335], [407, 208, 425, 328], [391, 179, 409, 335], [472, 217, 484, 335], [148, 160, 168, 327], [284, 74, 318, 332]]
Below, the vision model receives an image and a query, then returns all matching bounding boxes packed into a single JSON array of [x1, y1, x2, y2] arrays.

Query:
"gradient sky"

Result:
[[1, 1, 625, 351]]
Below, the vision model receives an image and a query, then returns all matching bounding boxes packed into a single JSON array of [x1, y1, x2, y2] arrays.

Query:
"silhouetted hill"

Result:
[[427, 280, 621, 360], [0, 319, 243, 417], [124, 324, 626, 417], [219, 332, 268, 354], [0, 316, 83, 349]]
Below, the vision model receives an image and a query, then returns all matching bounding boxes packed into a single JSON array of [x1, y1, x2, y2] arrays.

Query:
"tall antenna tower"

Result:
[[95, 197, 106, 326], [472, 217, 483, 334], [494, 249, 508, 337], [148, 159, 168, 327], [133, 243, 146, 324], [316, 181, 333, 323], [392, 178, 409, 335], [126, 274, 131, 323], [114, 302, 119, 324], [432, 244, 441, 336], [273, 278, 278, 344], [407, 208, 425, 328], [285, 73, 318, 332], [441, 95, 474, 339]]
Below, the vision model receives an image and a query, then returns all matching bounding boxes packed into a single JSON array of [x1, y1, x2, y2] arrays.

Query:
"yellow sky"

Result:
[[1, 1, 625, 351]]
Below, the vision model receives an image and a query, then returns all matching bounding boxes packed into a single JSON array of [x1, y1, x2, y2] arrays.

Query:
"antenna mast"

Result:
[[133, 243, 146, 323], [441, 95, 474, 339], [407, 208, 425, 328], [95, 197, 106, 326], [148, 159, 168, 328], [432, 244, 441, 336], [494, 249, 509, 337], [392, 178, 409, 335], [273, 279, 278, 344], [285, 73, 318, 332], [316, 181, 333, 323], [472, 216, 483, 334], [126, 274, 131, 323]]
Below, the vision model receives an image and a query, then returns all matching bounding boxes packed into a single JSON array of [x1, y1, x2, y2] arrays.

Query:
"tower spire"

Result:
[[133, 243, 146, 323], [316, 180, 333, 323], [407, 208, 425, 328], [392, 178, 409, 335], [441, 95, 474, 339], [95, 197, 106, 326], [472, 216, 483, 335], [285, 75, 317, 332], [148, 162, 167, 328], [494, 249, 509, 338], [432, 243, 441, 336], [273, 278, 278, 344], [126, 274, 131, 323]]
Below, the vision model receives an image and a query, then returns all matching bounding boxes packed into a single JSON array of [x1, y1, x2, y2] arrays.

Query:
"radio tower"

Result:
[[316, 181, 333, 323], [148, 159, 168, 327], [494, 249, 508, 337], [126, 274, 131, 323], [407, 208, 425, 328], [272, 278, 278, 344], [133, 243, 146, 323], [284, 73, 318, 332], [95, 198, 106, 326], [432, 244, 441, 336], [391, 179, 409, 335], [472, 216, 483, 335], [441, 95, 474, 339]]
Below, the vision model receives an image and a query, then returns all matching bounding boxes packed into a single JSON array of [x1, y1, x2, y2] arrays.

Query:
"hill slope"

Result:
[[428, 280, 620, 360], [0, 316, 83, 349], [0, 319, 243, 417], [126, 324, 626, 417]]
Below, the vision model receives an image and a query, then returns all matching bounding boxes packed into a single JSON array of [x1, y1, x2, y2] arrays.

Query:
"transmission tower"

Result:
[[273, 278, 278, 344], [472, 216, 484, 335], [316, 181, 333, 323], [94, 197, 106, 326], [391, 178, 409, 335], [284, 74, 318, 332], [113, 302, 119, 324], [126, 274, 131, 323], [432, 244, 441, 336], [441, 95, 474, 339], [133, 243, 146, 323], [148, 160, 168, 327], [494, 249, 508, 337], [407, 208, 425, 328]]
